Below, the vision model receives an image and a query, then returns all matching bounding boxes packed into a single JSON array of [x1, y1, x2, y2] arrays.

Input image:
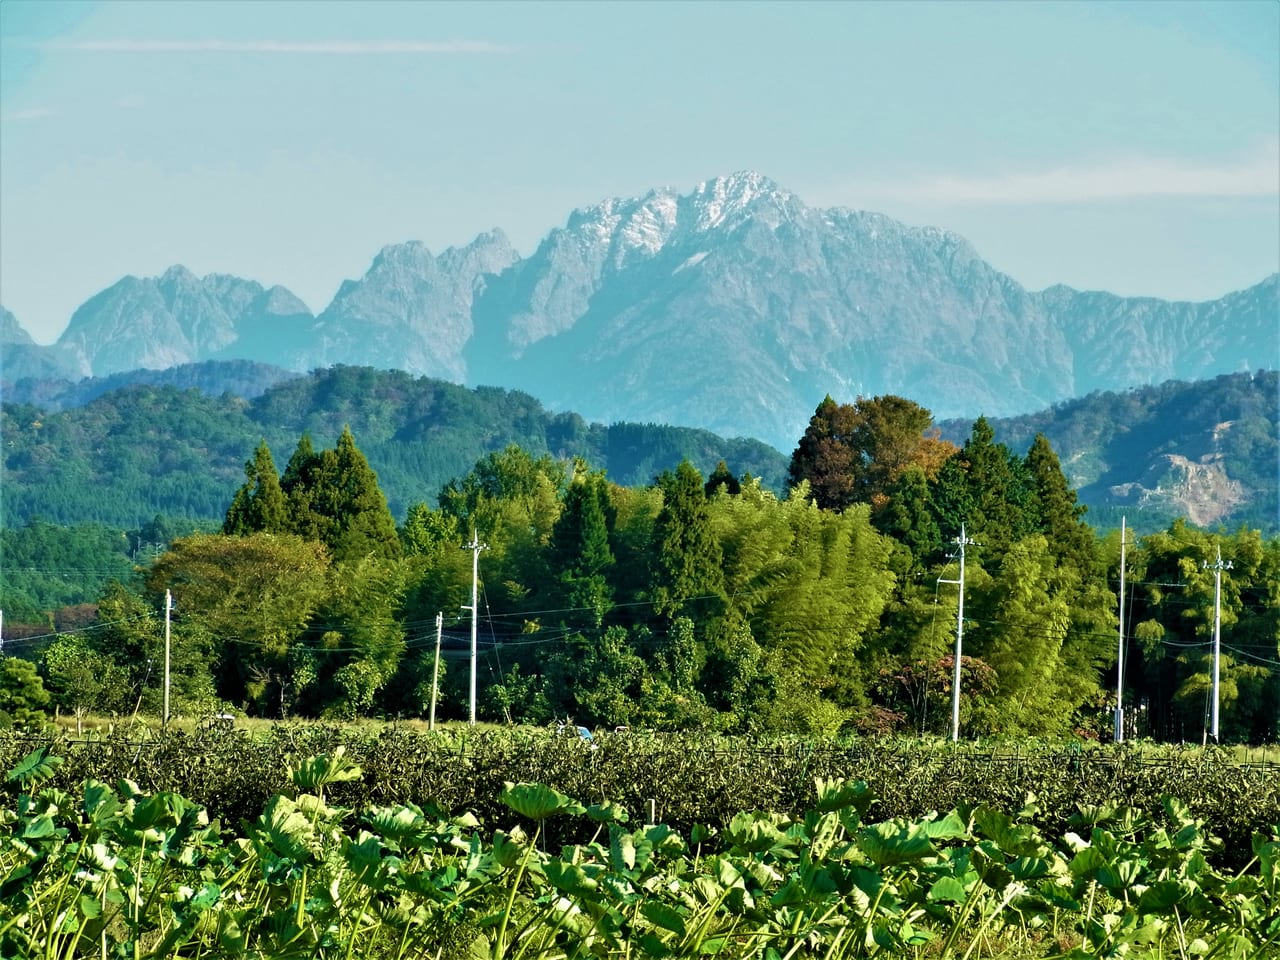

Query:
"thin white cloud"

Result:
[[864, 144, 1280, 205], [3, 107, 55, 122], [48, 38, 513, 55]]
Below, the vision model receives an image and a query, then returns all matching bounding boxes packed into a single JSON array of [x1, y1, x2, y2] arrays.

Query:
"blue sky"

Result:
[[1, 0, 1277, 344]]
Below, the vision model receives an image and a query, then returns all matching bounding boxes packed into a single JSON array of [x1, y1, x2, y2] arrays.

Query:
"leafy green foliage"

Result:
[[652, 460, 724, 617], [41, 633, 131, 724], [0, 656, 50, 730], [0, 738, 1276, 959], [224, 439, 289, 535], [0, 518, 136, 620], [148, 533, 330, 713], [4, 373, 1277, 738]]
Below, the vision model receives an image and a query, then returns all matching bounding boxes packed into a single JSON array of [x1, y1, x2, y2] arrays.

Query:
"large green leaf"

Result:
[[587, 801, 629, 824], [499, 782, 585, 821], [928, 876, 968, 904], [813, 777, 875, 816], [255, 794, 320, 864], [641, 902, 687, 937], [544, 859, 599, 897], [859, 821, 934, 866], [6, 747, 63, 790], [292, 746, 363, 792]]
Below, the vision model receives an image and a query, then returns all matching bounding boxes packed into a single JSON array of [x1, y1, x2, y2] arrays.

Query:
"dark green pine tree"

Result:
[[281, 434, 329, 544], [704, 460, 741, 498], [652, 460, 724, 616], [1025, 433, 1096, 569], [548, 470, 615, 627], [927, 454, 975, 545], [878, 464, 942, 568], [224, 484, 253, 537], [313, 426, 402, 564], [224, 441, 289, 536], [932, 416, 1036, 556]]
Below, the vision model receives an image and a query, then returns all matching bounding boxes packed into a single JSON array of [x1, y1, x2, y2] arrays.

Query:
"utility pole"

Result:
[[1205, 547, 1232, 742], [163, 589, 172, 729], [462, 535, 487, 725], [938, 525, 975, 742], [429, 612, 443, 730], [0, 609, 5, 656], [1115, 517, 1127, 743]]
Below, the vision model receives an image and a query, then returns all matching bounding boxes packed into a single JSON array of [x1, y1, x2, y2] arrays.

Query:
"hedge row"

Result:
[[2, 727, 1275, 867]]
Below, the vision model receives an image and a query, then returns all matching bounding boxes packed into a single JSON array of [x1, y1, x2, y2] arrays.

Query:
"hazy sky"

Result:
[[2, 0, 1277, 344]]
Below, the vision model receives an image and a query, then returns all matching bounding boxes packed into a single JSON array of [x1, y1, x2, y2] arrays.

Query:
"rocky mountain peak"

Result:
[[1, 306, 34, 346], [369, 241, 435, 276], [469, 227, 514, 251], [303, 229, 521, 382], [158, 264, 199, 288], [256, 285, 313, 316], [22, 172, 1277, 453], [439, 229, 519, 275], [689, 170, 800, 231]]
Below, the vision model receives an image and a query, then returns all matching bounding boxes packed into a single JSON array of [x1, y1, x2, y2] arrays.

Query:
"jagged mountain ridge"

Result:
[[299, 230, 518, 381], [3, 171, 1276, 449]]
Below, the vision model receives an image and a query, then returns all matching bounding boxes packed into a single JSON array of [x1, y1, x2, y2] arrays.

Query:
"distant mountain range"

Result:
[[2, 172, 1276, 451]]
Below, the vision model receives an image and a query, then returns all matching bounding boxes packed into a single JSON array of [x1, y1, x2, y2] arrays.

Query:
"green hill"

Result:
[[939, 370, 1278, 533], [0, 365, 789, 529]]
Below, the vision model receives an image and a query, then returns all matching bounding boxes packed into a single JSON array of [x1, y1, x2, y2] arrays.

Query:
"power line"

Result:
[[1223, 644, 1280, 669]]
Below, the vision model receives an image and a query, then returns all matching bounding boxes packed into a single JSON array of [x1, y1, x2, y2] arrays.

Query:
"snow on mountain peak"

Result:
[[690, 170, 796, 230], [560, 173, 802, 261], [616, 189, 679, 255]]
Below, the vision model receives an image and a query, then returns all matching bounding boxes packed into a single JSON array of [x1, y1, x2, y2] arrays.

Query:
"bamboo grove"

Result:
[[2, 395, 1277, 742]]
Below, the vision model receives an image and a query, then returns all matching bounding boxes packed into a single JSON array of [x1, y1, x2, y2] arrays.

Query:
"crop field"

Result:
[[1, 729, 1277, 958]]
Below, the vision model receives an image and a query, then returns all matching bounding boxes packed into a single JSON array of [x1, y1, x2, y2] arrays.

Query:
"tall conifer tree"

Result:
[[549, 470, 615, 626], [224, 441, 288, 535], [652, 460, 724, 616], [1026, 433, 1094, 569], [282, 434, 326, 542], [315, 426, 402, 564]]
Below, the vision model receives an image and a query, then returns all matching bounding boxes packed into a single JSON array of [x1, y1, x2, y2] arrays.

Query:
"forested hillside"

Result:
[[0, 365, 788, 528], [1, 359, 301, 413], [941, 370, 1278, 533], [3, 365, 1274, 534]]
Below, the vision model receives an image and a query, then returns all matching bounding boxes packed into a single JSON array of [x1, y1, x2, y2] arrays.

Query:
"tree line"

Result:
[[2, 394, 1277, 742]]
